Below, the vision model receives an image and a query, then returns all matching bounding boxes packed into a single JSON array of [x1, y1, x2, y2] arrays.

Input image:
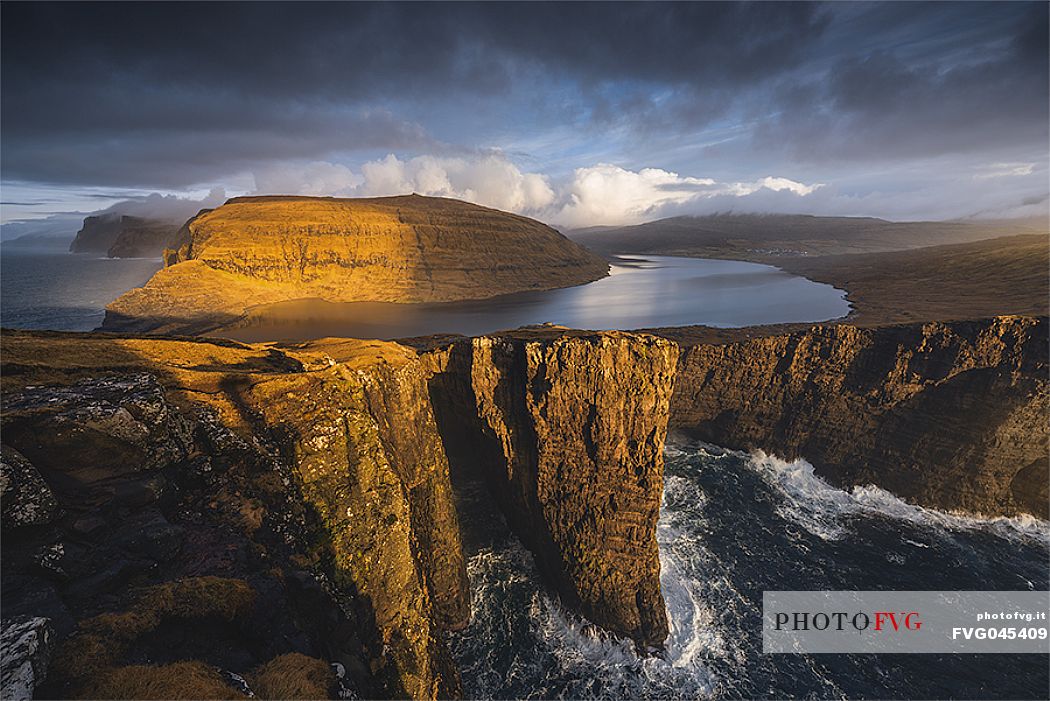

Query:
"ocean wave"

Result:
[[452, 522, 726, 699], [451, 441, 1046, 699], [745, 449, 1050, 546], [526, 570, 723, 699]]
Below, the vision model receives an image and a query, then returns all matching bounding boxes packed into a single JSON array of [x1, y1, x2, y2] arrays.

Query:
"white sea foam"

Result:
[[746, 449, 1050, 546], [526, 545, 724, 698], [452, 472, 732, 699], [659, 487, 727, 662], [453, 441, 1045, 699]]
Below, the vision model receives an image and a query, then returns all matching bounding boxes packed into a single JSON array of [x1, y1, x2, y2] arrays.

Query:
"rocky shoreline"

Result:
[[1, 316, 1046, 699]]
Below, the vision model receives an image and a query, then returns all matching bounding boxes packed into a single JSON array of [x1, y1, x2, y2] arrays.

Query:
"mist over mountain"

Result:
[[1, 190, 226, 245]]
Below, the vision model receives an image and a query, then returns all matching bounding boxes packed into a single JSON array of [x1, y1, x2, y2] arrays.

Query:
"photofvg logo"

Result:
[[772, 609, 923, 635], [763, 591, 1050, 653]]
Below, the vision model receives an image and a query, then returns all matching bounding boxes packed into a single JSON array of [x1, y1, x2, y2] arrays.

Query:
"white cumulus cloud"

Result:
[[554, 165, 824, 227], [253, 161, 363, 196], [556, 164, 716, 227], [252, 157, 836, 227], [253, 153, 555, 215], [973, 162, 1036, 180], [359, 154, 556, 214]]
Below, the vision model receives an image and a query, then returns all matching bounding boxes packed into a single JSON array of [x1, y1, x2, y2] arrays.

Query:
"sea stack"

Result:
[[104, 195, 609, 334]]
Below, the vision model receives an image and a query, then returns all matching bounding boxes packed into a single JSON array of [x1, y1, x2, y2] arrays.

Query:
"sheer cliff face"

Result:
[[1, 329, 676, 698], [105, 219, 180, 258], [243, 357, 469, 699], [105, 195, 609, 333], [68, 214, 178, 257], [671, 316, 1049, 517], [1, 336, 470, 699], [426, 333, 679, 648], [4, 316, 1044, 699], [68, 214, 122, 253]]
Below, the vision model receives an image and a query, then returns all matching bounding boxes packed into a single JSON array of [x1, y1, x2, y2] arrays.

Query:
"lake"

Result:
[[219, 255, 850, 342]]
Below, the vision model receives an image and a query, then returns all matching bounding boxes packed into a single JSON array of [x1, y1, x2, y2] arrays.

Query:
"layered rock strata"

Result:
[[0, 335, 468, 699], [2, 315, 1044, 699], [105, 194, 609, 333], [670, 316, 1049, 517], [426, 332, 678, 648], [105, 218, 181, 258], [0, 616, 54, 701], [68, 214, 122, 254], [0, 328, 675, 698]]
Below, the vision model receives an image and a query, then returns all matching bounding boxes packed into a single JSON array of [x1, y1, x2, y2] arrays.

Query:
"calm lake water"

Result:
[[0, 247, 162, 331], [221, 255, 850, 342]]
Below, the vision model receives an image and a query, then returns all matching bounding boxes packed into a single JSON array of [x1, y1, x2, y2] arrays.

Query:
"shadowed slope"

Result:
[[777, 234, 1049, 325], [569, 213, 1046, 258]]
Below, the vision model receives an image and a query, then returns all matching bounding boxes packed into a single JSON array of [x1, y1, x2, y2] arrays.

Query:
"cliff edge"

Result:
[[426, 332, 678, 648], [1, 328, 673, 698], [671, 316, 1049, 517]]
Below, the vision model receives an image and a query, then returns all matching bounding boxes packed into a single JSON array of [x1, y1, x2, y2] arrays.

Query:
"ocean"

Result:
[[449, 441, 1050, 700], [0, 247, 161, 331]]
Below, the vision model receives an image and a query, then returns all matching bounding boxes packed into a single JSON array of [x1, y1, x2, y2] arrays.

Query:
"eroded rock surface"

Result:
[[242, 355, 469, 699], [1, 328, 681, 697], [1, 447, 58, 528], [3, 315, 1042, 699], [2, 374, 193, 507], [0, 336, 466, 699], [0, 616, 54, 701], [427, 332, 678, 648], [106, 218, 180, 258], [671, 316, 1049, 516], [68, 213, 178, 258]]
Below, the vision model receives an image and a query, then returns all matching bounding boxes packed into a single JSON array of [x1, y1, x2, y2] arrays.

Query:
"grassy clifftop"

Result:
[[106, 194, 608, 334]]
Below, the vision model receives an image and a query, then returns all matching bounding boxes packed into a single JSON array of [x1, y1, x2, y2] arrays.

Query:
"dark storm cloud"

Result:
[[1, 1, 1046, 191], [748, 2, 1049, 164], [1, 2, 828, 101], [1, 2, 829, 187]]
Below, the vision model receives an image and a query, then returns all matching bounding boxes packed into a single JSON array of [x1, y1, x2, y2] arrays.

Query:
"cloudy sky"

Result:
[[2, 1, 1047, 228]]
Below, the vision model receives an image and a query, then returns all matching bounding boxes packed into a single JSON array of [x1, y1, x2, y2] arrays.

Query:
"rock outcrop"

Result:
[[68, 214, 178, 258], [0, 616, 54, 701], [2, 374, 193, 508], [426, 332, 678, 648], [105, 218, 181, 258], [104, 195, 609, 333], [670, 316, 1049, 517], [2, 313, 1044, 699], [239, 350, 469, 699], [1, 328, 675, 698], [1, 338, 469, 699], [1, 447, 59, 528], [68, 214, 122, 254]]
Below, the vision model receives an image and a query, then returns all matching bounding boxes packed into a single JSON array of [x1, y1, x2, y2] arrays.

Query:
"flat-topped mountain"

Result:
[[106, 194, 608, 333]]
